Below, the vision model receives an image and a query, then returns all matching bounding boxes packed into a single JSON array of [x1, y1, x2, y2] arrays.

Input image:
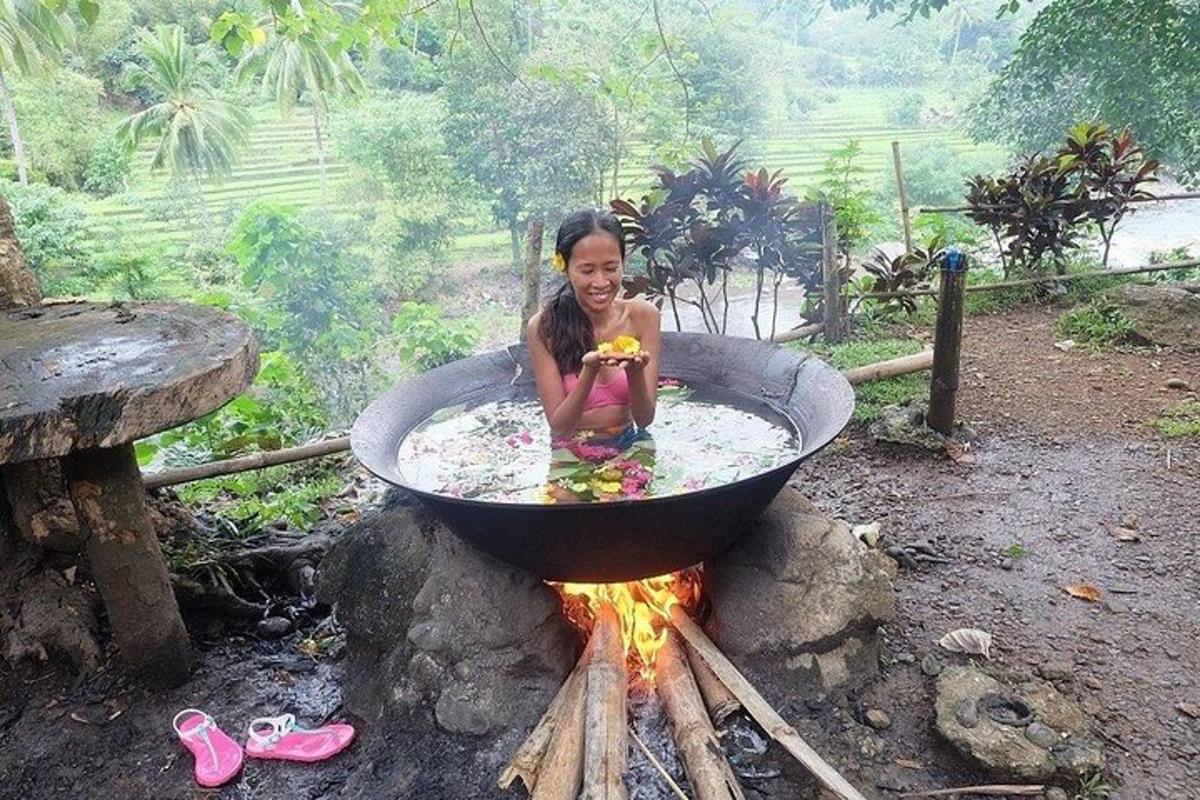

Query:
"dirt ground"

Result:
[[1, 307, 1197, 799]]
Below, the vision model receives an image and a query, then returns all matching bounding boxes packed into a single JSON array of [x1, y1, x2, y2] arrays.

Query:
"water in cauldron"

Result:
[[396, 380, 802, 504]]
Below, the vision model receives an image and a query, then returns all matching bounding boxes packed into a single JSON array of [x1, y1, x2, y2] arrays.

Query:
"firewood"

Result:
[[529, 634, 594, 800], [684, 641, 740, 725], [498, 648, 590, 792], [582, 602, 628, 800], [657, 632, 744, 800], [669, 607, 868, 800]]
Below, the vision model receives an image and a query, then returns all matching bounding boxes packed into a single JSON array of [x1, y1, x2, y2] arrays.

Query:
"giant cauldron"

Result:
[[352, 332, 854, 582]]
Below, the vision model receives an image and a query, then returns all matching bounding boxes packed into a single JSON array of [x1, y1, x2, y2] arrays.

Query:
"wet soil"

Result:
[[2, 307, 1198, 799]]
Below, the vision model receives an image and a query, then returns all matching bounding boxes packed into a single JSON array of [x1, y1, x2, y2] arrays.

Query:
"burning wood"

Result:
[[582, 603, 627, 800], [499, 651, 590, 793], [669, 606, 868, 800], [684, 641, 740, 725], [657, 631, 745, 800], [529, 641, 590, 800]]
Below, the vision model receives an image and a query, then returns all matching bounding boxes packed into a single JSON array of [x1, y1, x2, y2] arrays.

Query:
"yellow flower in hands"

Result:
[[612, 334, 642, 355], [596, 341, 614, 354], [551, 252, 567, 273]]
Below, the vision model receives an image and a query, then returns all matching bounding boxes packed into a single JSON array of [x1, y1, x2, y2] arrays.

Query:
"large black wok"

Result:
[[351, 332, 853, 582]]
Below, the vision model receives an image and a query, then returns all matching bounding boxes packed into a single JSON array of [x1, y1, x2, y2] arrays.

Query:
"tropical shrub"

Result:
[[886, 90, 924, 126], [391, 302, 480, 372], [1056, 300, 1136, 347], [9, 69, 107, 190], [82, 134, 132, 196], [1, 180, 96, 295]]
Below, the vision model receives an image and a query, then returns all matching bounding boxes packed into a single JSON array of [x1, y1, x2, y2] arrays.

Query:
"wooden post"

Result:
[[62, 443, 192, 687], [927, 250, 968, 435], [891, 141, 914, 256], [821, 204, 845, 344], [582, 602, 627, 800], [521, 219, 546, 339]]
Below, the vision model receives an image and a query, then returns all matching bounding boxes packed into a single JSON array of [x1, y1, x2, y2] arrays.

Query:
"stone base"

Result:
[[869, 402, 974, 451], [316, 492, 577, 736], [704, 485, 897, 692]]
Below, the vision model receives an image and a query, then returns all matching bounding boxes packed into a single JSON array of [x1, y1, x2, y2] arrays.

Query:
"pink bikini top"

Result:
[[563, 369, 630, 410]]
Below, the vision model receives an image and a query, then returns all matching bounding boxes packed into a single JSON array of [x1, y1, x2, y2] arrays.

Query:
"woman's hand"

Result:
[[582, 350, 635, 371], [624, 351, 652, 372]]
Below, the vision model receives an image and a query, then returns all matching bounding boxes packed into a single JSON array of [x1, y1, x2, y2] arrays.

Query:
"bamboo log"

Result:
[[532, 636, 596, 800], [892, 141, 914, 256], [582, 603, 628, 800], [842, 350, 933, 385], [927, 255, 967, 436], [669, 607, 868, 800], [821, 205, 845, 343], [769, 321, 824, 344], [657, 632, 745, 800], [855, 258, 1200, 300], [499, 647, 592, 791], [142, 436, 351, 490], [898, 786, 1046, 798], [684, 640, 740, 725], [917, 191, 1200, 214]]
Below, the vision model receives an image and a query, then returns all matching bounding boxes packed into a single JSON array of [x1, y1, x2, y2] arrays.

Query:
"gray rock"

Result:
[[1044, 788, 1069, 800], [1107, 284, 1200, 350], [954, 699, 979, 729], [705, 486, 897, 691], [316, 503, 577, 735], [865, 709, 892, 730], [1166, 377, 1192, 391], [255, 616, 293, 639], [935, 666, 1104, 783], [921, 653, 943, 676], [895, 652, 916, 664], [1025, 721, 1060, 748]]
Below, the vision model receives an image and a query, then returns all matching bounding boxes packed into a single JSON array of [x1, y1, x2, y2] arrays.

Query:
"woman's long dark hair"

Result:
[[537, 209, 626, 374]]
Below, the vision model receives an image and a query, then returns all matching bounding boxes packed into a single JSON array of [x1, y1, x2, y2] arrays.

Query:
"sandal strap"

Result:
[[247, 713, 334, 749], [172, 708, 220, 771]]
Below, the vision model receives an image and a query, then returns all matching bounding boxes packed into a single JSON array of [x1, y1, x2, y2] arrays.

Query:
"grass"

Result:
[[800, 336, 926, 422], [1002, 543, 1028, 559], [1150, 400, 1200, 439]]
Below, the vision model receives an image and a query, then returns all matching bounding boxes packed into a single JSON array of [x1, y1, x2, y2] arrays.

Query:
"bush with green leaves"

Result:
[[9, 69, 108, 190], [1056, 300, 1136, 347], [391, 301, 480, 372], [82, 134, 132, 196], [94, 241, 169, 299], [1, 180, 96, 295], [806, 139, 884, 257], [886, 90, 924, 126]]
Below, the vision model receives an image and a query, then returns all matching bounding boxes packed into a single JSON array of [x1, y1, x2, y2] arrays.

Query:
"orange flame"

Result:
[[551, 567, 703, 682]]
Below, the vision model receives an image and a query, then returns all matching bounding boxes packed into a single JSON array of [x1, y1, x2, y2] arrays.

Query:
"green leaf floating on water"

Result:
[[550, 447, 581, 463]]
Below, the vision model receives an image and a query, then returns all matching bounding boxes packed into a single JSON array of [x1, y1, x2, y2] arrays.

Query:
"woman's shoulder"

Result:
[[623, 297, 661, 322]]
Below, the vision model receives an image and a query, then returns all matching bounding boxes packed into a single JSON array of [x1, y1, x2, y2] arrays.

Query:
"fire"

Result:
[[552, 567, 703, 682]]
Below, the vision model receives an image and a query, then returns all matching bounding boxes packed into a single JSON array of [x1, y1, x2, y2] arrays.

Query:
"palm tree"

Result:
[[0, 0, 68, 185], [117, 26, 250, 220], [234, 19, 364, 194]]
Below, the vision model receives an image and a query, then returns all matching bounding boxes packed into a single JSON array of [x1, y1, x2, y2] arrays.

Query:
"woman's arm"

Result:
[[527, 314, 600, 437], [626, 302, 661, 428]]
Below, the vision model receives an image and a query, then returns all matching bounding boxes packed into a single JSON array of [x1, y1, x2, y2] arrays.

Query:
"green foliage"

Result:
[[365, 197, 452, 301], [804, 336, 926, 421], [391, 301, 480, 372], [884, 139, 1009, 209], [135, 349, 327, 469], [9, 68, 106, 190], [94, 241, 168, 299], [1055, 300, 1136, 348], [1003, 543, 1028, 559], [333, 91, 451, 198], [1, 179, 95, 295], [226, 201, 381, 418], [961, 266, 1037, 315], [1149, 401, 1200, 440], [807, 139, 883, 255], [859, 234, 947, 314], [117, 25, 251, 181], [1072, 772, 1113, 800], [972, 0, 1200, 182], [885, 89, 923, 126], [82, 132, 131, 196], [174, 463, 342, 536]]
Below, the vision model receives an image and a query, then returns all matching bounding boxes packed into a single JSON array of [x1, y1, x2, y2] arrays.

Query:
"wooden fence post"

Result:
[[821, 204, 845, 344], [891, 141, 914, 256], [927, 249, 968, 435], [520, 219, 545, 340]]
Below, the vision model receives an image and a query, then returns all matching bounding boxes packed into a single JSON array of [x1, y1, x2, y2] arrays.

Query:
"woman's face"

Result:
[[566, 232, 624, 316]]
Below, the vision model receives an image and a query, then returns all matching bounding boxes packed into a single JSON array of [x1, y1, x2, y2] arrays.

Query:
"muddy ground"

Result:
[[1, 307, 1197, 800]]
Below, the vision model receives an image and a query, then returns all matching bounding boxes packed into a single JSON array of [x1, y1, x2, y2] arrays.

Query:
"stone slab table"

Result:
[[0, 301, 258, 686]]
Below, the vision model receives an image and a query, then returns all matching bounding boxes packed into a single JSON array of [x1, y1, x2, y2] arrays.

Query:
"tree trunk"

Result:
[[510, 222, 523, 270], [0, 69, 28, 187], [312, 105, 327, 198], [62, 443, 192, 687], [0, 192, 39, 307], [521, 219, 545, 338]]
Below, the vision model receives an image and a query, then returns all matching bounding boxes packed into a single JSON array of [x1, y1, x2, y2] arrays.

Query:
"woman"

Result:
[[527, 208, 662, 501]]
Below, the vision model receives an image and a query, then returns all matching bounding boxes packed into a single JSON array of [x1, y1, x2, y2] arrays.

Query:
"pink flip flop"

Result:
[[172, 708, 244, 788], [244, 713, 356, 763]]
